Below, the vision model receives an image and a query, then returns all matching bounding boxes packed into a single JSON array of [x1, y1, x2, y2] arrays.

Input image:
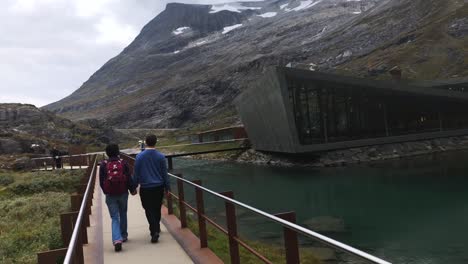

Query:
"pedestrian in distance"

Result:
[[50, 145, 62, 169], [139, 139, 145, 151], [134, 134, 171, 243], [99, 144, 137, 252]]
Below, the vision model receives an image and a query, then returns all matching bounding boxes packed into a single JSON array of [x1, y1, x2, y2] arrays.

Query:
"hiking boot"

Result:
[[122, 237, 128, 243], [114, 242, 122, 252], [151, 233, 159, 243]]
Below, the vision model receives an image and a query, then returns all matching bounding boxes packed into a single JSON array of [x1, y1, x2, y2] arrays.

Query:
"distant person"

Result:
[[50, 146, 62, 169], [99, 144, 137, 252], [139, 140, 145, 151], [134, 134, 170, 243]]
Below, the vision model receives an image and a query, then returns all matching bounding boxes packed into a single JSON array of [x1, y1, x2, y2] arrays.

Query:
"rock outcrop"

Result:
[[0, 104, 125, 154]]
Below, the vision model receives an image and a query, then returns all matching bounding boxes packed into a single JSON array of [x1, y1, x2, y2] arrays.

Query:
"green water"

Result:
[[171, 150, 468, 264]]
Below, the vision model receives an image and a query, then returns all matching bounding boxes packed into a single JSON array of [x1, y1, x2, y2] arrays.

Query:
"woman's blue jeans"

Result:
[[105, 193, 128, 244]]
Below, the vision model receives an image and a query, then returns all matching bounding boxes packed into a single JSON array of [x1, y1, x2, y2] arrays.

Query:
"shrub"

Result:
[[9, 170, 82, 195], [0, 192, 69, 264], [0, 174, 14, 186]]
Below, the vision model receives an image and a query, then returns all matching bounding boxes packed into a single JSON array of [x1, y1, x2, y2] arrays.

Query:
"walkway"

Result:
[[84, 172, 193, 264]]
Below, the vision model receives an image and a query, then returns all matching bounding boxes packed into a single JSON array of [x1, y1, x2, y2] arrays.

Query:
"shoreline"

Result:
[[176, 135, 468, 168]]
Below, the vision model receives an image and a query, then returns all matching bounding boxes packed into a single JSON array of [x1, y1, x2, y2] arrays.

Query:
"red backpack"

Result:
[[102, 159, 127, 195]]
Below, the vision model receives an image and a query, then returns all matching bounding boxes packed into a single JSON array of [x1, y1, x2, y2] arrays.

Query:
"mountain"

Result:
[[44, 0, 468, 129], [0, 104, 121, 154]]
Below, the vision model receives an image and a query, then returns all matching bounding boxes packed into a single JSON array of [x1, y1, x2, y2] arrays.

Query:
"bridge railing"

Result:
[[31, 153, 92, 170], [36, 154, 98, 264], [120, 153, 391, 264]]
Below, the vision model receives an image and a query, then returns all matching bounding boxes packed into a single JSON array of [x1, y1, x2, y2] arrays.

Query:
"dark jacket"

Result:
[[51, 149, 61, 159], [99, 157, 137, 195]]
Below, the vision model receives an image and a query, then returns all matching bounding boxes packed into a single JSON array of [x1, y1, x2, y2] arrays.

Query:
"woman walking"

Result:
[[99, 144, 137, 252]]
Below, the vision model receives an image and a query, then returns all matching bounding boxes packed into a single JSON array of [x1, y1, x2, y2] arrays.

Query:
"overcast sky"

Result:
[[0, 0, 231, 107]]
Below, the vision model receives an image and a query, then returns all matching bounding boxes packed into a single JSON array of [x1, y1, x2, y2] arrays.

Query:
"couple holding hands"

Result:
[[99, 134, 170, 252]]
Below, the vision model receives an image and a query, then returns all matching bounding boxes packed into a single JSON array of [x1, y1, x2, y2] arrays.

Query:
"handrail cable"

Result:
[[63, 156, 98, 264]]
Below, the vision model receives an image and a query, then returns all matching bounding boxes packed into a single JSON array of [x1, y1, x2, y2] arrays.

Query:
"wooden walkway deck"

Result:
[[83, 173, 193, 264]]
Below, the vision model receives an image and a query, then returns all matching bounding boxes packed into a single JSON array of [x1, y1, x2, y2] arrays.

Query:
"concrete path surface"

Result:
[[84, 175, 193, 264], [101, 191, 193, 264]]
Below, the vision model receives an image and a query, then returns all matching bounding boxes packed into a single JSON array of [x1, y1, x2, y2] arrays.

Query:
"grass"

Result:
[[0, 169, 84, 264], [167, 202, 321, 264]]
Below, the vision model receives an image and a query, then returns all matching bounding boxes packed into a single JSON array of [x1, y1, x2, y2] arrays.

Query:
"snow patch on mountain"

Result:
[[222, 24, 243, 34], [285, 0, 323, 12], [258, 12, 277, 18], [173, 27, 190, 35], [210, 3, 261, 13]]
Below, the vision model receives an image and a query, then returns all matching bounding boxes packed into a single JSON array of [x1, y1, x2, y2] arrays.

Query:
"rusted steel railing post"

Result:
[[176, 173, 187, 228], [60, 212, 78, 245], [167, 191, 174, 215], [79, 184, 87, 194], [275, 212, 300, 264], [167, 157, 173, 171], [71, 194, 82, 211], [71, 194, 88, 244], [74, 228, 85, 264], [193, 180, 208, 248], [220, 191, 240, 264], [37, 248, 68, 264]]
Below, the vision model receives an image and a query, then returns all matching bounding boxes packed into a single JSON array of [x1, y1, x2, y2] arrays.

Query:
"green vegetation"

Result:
[[0, 174, 14, 186], [0, 169, 83, 264], [168, 202, 321, 264]]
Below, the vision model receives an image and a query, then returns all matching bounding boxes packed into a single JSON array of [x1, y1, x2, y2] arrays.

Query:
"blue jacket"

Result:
[[134, 149, 170, 191]]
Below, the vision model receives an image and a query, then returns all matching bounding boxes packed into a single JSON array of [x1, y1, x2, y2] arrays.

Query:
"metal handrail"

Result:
[[63, 156, 98, 264], [158, 138, 249, 148], [168, 172, 391, 264], [31, 153, 96, 160]]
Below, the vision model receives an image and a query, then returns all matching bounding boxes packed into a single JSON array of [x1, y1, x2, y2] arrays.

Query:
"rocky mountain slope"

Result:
[[0, 104, 122, 154], [44, 0, 468, 129]]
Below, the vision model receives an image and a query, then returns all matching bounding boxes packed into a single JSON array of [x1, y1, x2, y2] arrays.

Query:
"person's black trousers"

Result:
[[139, 185, 164, 236]]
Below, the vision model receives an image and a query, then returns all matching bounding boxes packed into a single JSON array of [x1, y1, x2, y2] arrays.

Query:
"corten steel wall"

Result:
[[233, 127, 248, 139], [235, 68, 300, 153], [236, 67, 468, 153]]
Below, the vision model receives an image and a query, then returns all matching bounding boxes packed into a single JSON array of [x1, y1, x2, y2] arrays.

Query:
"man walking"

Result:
[[134, 134, 170, 243]]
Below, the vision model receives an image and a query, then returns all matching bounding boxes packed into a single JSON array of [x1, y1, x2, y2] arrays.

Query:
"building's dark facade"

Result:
[[235, 67, 468, 153]]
